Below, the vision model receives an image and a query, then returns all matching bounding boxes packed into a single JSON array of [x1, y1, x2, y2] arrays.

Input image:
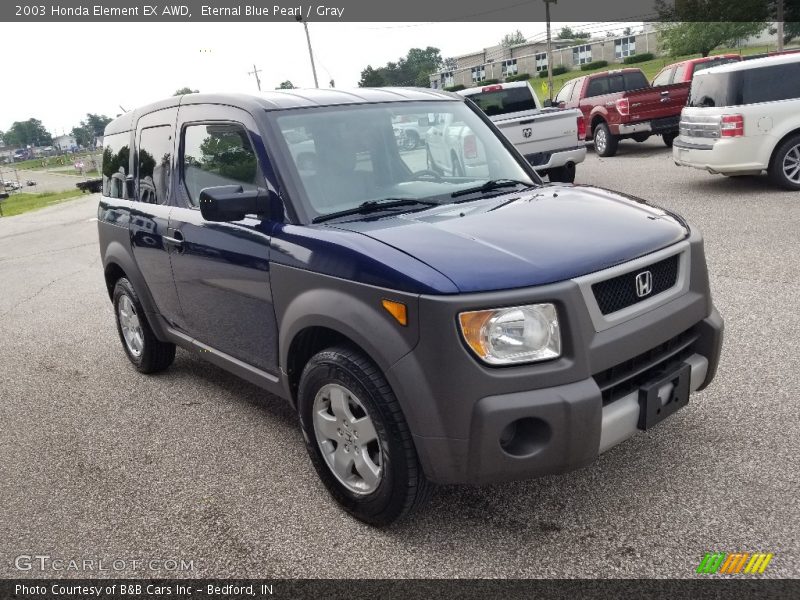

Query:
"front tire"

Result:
[[113, 278, 175, 373], [769, 134, 800, 190], [594, 122, 618, 157], [298, 346, 433, 526]]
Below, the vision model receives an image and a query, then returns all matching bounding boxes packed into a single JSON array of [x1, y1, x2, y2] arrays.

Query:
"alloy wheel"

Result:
[[782, 144, 800, 184], [118, 294, 144, 357], [312, 383, 383, 495]]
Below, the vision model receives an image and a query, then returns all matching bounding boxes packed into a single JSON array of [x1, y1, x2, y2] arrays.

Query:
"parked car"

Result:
[[457, 81, 586, 182], [673, 54, 800, 189], [652, 54, 742, 86], [98, 88, 722, 525], [554, 67, 689, 156]]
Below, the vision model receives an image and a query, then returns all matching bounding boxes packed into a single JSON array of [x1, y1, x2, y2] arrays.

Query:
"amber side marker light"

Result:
[[382, 299, 408, 326]]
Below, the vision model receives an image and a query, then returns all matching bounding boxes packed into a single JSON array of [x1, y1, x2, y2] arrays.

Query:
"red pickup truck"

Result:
[[553, 68, 689, 157]]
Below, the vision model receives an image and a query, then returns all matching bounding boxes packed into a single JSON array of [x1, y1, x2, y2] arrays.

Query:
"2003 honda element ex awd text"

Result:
[[98, 88, 723, 525]]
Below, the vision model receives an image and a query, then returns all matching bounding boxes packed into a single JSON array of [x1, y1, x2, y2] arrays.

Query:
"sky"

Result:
[[1, 21, 637, 136]]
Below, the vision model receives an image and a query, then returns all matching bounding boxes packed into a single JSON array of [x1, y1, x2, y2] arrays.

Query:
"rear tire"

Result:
[[662, 132, 677, 148], [298, 345, 433, 526], [548, 162, 576, 183], [768, 134, 800, 190], [112, 278, 175, 374], [593, 122, 618, 157]]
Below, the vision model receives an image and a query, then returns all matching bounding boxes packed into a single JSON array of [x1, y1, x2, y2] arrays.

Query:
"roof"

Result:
[[105, 87, 460, 135], [698, 52, 800, 76]]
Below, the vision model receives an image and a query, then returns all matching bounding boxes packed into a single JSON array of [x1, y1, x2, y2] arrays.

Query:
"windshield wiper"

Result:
[[451, 179, 535, 199], [312, 198, 438, 224]]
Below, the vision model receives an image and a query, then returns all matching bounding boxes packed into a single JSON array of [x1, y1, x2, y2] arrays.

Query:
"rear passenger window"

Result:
[[739, 63, 800, 104], [652, 67, 675, 87], [182, 123, 263, 206], [137, 126, 172, 204], [102, 132, 132, 199], [586, 77, 609, 97]]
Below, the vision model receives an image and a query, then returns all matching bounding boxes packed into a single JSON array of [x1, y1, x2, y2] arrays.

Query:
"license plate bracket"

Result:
[[637, 362, 691, 430]]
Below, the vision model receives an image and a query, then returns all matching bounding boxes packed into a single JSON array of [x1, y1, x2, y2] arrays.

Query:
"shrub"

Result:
[[623, 53, 654, 64], [505, 73, 531, 82], [481, 78, 500, 85], [444, 84, 466, 92], [539, 66, 569, 78], [580, 60, 609, 71]]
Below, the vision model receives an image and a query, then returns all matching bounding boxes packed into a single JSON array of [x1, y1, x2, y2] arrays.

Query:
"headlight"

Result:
[[458, 303, 561, 365]]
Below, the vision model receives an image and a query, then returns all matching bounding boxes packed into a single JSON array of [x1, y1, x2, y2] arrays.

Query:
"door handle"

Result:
[[660, 90, 670, 95], [163, 229, 184, 246]]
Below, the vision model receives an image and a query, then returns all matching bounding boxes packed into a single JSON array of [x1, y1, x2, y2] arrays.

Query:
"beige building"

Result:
[[430, 30, 661, 90]]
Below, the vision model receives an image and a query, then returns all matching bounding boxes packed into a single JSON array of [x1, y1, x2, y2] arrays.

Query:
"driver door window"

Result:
[[181, 123, 264, 206]]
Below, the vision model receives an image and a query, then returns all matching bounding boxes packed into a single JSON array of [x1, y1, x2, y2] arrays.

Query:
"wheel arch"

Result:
[[768, 127, 800, 169]]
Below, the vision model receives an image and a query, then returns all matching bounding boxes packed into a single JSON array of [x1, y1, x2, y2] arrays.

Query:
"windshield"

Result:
[[466, 87, 537, 116], [271, 101, 535, 222]]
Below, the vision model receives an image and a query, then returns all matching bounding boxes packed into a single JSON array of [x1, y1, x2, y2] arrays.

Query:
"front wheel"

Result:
[[593, 122, 618, 157], [662, 132, 677, 148], [298, 346, 433, 525], [769, 134, 800, 190]]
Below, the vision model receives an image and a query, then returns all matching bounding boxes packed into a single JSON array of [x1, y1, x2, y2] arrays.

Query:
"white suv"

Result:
[[673, 54, 800, 189]]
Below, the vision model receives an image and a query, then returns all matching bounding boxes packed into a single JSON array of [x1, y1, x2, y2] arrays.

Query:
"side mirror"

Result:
[[199, 185, 275, 222], [543, 99, 553, 107]]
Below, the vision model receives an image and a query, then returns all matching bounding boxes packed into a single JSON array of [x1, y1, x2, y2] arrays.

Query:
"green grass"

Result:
[[0, 190, 84, 217], [532, 45, 790, 102]]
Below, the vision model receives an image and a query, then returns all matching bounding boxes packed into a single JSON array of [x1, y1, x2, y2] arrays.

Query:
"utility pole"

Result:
[[248, 64, 262, 91], [777, 0, 785, 52], [544, 0, 557, 102], [296, 16, 319, 88]]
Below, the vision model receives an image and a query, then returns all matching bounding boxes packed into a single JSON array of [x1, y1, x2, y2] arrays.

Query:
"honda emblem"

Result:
[[635, 270, 653, 298]]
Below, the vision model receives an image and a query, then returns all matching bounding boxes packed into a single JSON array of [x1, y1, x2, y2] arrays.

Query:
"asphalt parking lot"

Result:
[[1, 137, 798, 579]]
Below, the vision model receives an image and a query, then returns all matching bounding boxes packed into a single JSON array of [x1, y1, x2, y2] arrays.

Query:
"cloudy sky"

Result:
[[2, 21, 634, 136]]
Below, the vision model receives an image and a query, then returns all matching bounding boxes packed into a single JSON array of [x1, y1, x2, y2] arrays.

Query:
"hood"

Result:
[[332, 185, 688, 293]]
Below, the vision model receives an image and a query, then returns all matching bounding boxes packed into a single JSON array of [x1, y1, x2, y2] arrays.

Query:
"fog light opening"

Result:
[[499, 417, 552, 458]]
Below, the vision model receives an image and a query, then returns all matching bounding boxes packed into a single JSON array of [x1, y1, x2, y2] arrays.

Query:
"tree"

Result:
[[656, 0, 768, 57], [623, 26, 633, 36], [501, 30, 527, 47], [3, 119, 52, 147], [71, 113, 111, 148], [556, 26, 575, 39], [358, 46, 443, 87], [276, 80, 296, 89], [658, 22, 766, 57], [573, 30, 591, 39], [173, 87, 199, 95]]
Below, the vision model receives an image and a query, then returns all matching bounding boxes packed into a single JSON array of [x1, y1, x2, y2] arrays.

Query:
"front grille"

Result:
[[592, 254, 679, 315], [594, 326, 699, 405]]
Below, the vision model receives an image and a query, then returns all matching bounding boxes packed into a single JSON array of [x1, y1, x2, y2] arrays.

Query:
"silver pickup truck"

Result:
[[458, 81, 586, 182]]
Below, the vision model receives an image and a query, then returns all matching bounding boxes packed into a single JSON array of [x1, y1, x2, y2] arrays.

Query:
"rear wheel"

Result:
[[547, 162, 576, 183], [593, 122, 618, 157], [662, 132, 677, 148], [298, 345, 433, 525], [769, 134, 800, 190], [113, 278, 175, 373]]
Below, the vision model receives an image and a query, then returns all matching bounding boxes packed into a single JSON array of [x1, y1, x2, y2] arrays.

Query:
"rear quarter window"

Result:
[[689, 62, 800, 107], [102, 132, 132, 199]]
